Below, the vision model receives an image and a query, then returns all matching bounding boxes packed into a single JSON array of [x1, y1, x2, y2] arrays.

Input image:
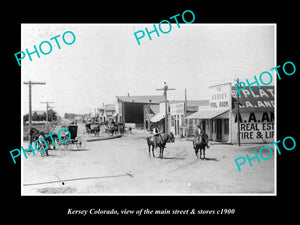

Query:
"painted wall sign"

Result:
[[209, 83, 231, 109], [232, 86, 274, 112], [234, 112, 274, 141]]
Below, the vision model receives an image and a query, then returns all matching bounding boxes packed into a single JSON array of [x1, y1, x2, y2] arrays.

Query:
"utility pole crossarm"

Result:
[[24, 81, 46, 85], [155, 82, 176, 134]]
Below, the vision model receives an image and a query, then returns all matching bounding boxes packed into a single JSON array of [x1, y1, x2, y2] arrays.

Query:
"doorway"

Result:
[[216, 119, 222, 141]]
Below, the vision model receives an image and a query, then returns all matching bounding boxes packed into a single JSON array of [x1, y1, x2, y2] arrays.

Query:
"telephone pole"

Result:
[[48, 106, 56, 121], [156, 82, 175, 134], [184, 88, 187, 119], [40, 101, 54, 133], [23, 81, 46, 145], [234, 78, 241, 146]]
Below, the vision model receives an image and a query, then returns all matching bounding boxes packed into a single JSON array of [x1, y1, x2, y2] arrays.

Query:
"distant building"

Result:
[[98, 104, 116, 122], [74, 114, 86, 123], [115, 94, 165, 128], [64, 113, 76, 120]]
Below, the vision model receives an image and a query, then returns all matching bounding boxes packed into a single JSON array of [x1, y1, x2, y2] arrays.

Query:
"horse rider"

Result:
[[195, 124, 210, 148], [152, 125, 161, 148], [37, 131, 49, 156]]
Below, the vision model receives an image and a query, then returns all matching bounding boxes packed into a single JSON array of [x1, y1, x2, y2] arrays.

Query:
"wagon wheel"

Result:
[[75, 136, 87, 150], [63, 142, 70, 151]]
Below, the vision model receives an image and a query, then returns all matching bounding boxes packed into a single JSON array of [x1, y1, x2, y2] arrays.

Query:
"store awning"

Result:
[[150, 113, 165, 123], [186, 108, 229, 119]]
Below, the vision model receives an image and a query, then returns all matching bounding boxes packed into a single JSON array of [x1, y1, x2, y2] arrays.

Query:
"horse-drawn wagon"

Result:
[[59, 125, 87, 150]]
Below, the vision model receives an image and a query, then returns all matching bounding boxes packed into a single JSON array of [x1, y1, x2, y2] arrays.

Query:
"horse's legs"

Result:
[[148, 144, 151, 157], [200, 149, 205, 160], [152, 145, 155, 158], [194, 148, 198, 159]]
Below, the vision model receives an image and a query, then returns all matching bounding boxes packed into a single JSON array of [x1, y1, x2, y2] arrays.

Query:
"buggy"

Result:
[[59, 125, 87, 150]]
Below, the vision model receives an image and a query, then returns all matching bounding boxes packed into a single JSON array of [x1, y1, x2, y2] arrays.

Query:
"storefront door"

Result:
[[216, 119, 222, 140]]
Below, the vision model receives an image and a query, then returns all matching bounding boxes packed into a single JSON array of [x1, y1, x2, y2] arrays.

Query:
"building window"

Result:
[[224, 119, 229, 134], [171, 115, 175, 126]]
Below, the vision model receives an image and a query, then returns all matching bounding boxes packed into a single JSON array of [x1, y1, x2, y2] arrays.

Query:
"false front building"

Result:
[[186, 83, 274, 144]]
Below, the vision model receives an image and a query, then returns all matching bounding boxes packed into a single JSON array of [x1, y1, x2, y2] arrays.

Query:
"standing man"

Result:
[[195, 124, 203, 137]]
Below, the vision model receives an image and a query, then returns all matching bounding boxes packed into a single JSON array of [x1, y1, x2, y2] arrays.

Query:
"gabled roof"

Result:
[[117, 95, 164, 104], [99, 104, 115, 111]]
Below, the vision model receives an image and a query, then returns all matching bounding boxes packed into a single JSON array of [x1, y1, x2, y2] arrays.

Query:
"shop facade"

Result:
[[231, 85, 275, 144], [186, 83, 275, 144], [169, 100, 209, 136]]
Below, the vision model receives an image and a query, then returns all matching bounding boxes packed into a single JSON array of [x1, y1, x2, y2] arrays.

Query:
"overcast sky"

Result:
[[21, 24, 275, 115]]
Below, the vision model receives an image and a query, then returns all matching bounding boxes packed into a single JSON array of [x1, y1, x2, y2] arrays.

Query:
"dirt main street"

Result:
[[22, 129, 275, 195]]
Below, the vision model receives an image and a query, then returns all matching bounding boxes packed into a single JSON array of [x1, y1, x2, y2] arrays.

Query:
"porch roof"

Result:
[[186, 108, 229, 119]]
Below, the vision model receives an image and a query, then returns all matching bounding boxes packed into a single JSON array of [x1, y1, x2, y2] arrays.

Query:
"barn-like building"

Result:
[[115, 94, 165, 129]]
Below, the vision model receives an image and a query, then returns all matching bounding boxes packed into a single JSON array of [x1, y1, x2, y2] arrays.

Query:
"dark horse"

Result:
[[146, 132, 174, 159], [105, 123, 119, 136], [193, 134, 209, 159], [86, 123, 100, 136]]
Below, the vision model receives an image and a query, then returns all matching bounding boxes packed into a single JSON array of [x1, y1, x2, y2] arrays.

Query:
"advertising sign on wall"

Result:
[[209, 83, 231, 109]]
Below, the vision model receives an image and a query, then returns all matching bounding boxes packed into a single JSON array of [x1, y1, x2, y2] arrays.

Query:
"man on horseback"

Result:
[[152, 125, 161, 148], [194, 124, 210, 149]]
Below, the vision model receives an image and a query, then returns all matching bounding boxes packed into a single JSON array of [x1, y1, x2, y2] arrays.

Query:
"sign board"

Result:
[[234, 111, 274, 142], [209, 83, 231, 109], [170, 102, 184, 115]]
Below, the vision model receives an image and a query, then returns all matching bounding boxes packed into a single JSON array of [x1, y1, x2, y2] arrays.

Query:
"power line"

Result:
[[23, 81, 46, 144]]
